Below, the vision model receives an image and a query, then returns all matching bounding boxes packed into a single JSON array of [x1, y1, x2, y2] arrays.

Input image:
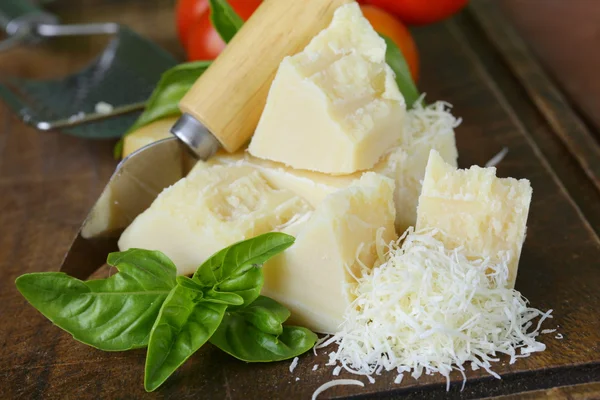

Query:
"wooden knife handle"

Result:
[[178, 0, 353, 153]]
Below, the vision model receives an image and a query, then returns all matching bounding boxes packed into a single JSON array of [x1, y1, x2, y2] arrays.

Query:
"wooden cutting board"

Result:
[[0, 0, 598, 398]]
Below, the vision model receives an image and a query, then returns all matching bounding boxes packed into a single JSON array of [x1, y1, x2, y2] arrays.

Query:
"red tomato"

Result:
[[364, 0, 468, 25], [183, 0, 261, 61], [175, 0, 209, 49], [360, 5, 419, 82]]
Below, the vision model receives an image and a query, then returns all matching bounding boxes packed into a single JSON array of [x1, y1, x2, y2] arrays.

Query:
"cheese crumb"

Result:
[[313, 364, 319, 371], [289, 357, 299, 373], [313, 335, 331, 356], [95, 101, 114, 114], [319, 228, 552, 389], [67, 111, 85, 122], [555, 333, 563, 339], [541, 329, 556, 334]]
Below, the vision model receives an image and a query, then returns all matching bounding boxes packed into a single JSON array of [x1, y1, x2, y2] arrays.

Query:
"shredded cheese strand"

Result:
[[485, 147, 509, 168], [311, 379, 365, 400], [289, 357, 299, 373]]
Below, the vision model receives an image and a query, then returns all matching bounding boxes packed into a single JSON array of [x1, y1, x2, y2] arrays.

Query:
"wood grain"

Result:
[[488, 381, 600, 400], [0, 1, 599, 399], [500, 0, 600, 136], [471, 0, 600, 196]]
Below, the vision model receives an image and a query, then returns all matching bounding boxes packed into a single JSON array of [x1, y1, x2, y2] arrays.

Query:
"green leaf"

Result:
[[144, 284, 226, 392], [209, 0, 244, 43], [175, 275, 206, 293], [114, 61, 212, 158], [203, 289, 244, 306], [236, 296, 290, 335], [15, 249, 177, 351], [210, 296, 317, 362], [382, 34, 421, 109], [193, 232, 295, 307]]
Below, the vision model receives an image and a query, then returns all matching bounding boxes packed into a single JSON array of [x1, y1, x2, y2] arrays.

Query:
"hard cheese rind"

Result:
[[118, 163, 311, 275], [416, 150, 532, 288], [262, 172, 397, 334], [248, 3, 406, 174]]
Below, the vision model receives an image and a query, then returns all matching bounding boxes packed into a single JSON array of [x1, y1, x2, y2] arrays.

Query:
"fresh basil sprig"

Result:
[[15, 249, 177, 351], [16, 233, 310, 393], [210, 296, 318, 362]]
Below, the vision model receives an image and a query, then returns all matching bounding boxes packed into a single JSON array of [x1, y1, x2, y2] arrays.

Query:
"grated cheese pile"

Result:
[[320, 228, 552, 389]]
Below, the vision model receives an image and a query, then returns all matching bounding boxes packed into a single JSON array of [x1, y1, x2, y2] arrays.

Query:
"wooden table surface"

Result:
[[1, 1, 599, 399]]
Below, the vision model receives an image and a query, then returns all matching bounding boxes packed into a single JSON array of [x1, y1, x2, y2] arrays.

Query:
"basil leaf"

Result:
[[193, 232, 295, 307], [236, 296, 290, 335], [209, 0, 244, 43], [15, 249, 177, 351], [218, 232, 295, 283], [382, 34, 420, 109], [114, 61, 212, 158], [204, 289, 244, 306], [176, 275, 206, 293], [144, 284, 226, 392], [210, 296, 318, 362]]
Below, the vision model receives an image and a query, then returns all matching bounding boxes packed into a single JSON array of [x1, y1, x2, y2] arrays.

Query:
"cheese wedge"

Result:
[[416, 150, 532, 288], [248, 3, 406, 174], [118, 164, 312, 275], [262, 172, 397, 334]]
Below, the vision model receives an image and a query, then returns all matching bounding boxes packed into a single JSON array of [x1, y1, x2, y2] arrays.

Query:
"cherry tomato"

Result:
[[363, 0, 468, 25], [175, 0, 209, 49], [184, 0, 261, 61], [360, 5, 419, 82]]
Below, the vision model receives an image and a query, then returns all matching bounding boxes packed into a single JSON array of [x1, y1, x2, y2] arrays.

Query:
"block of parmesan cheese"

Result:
[[416, 150, 532, 288], [118, 163, 312, 275], [262, 172, 397, 334], [248, 3, 406, 174]]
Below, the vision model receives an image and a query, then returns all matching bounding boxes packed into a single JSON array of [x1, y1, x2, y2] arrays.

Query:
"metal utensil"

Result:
[[60, 0, 353, 278], [0, 0, 177, 138]]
